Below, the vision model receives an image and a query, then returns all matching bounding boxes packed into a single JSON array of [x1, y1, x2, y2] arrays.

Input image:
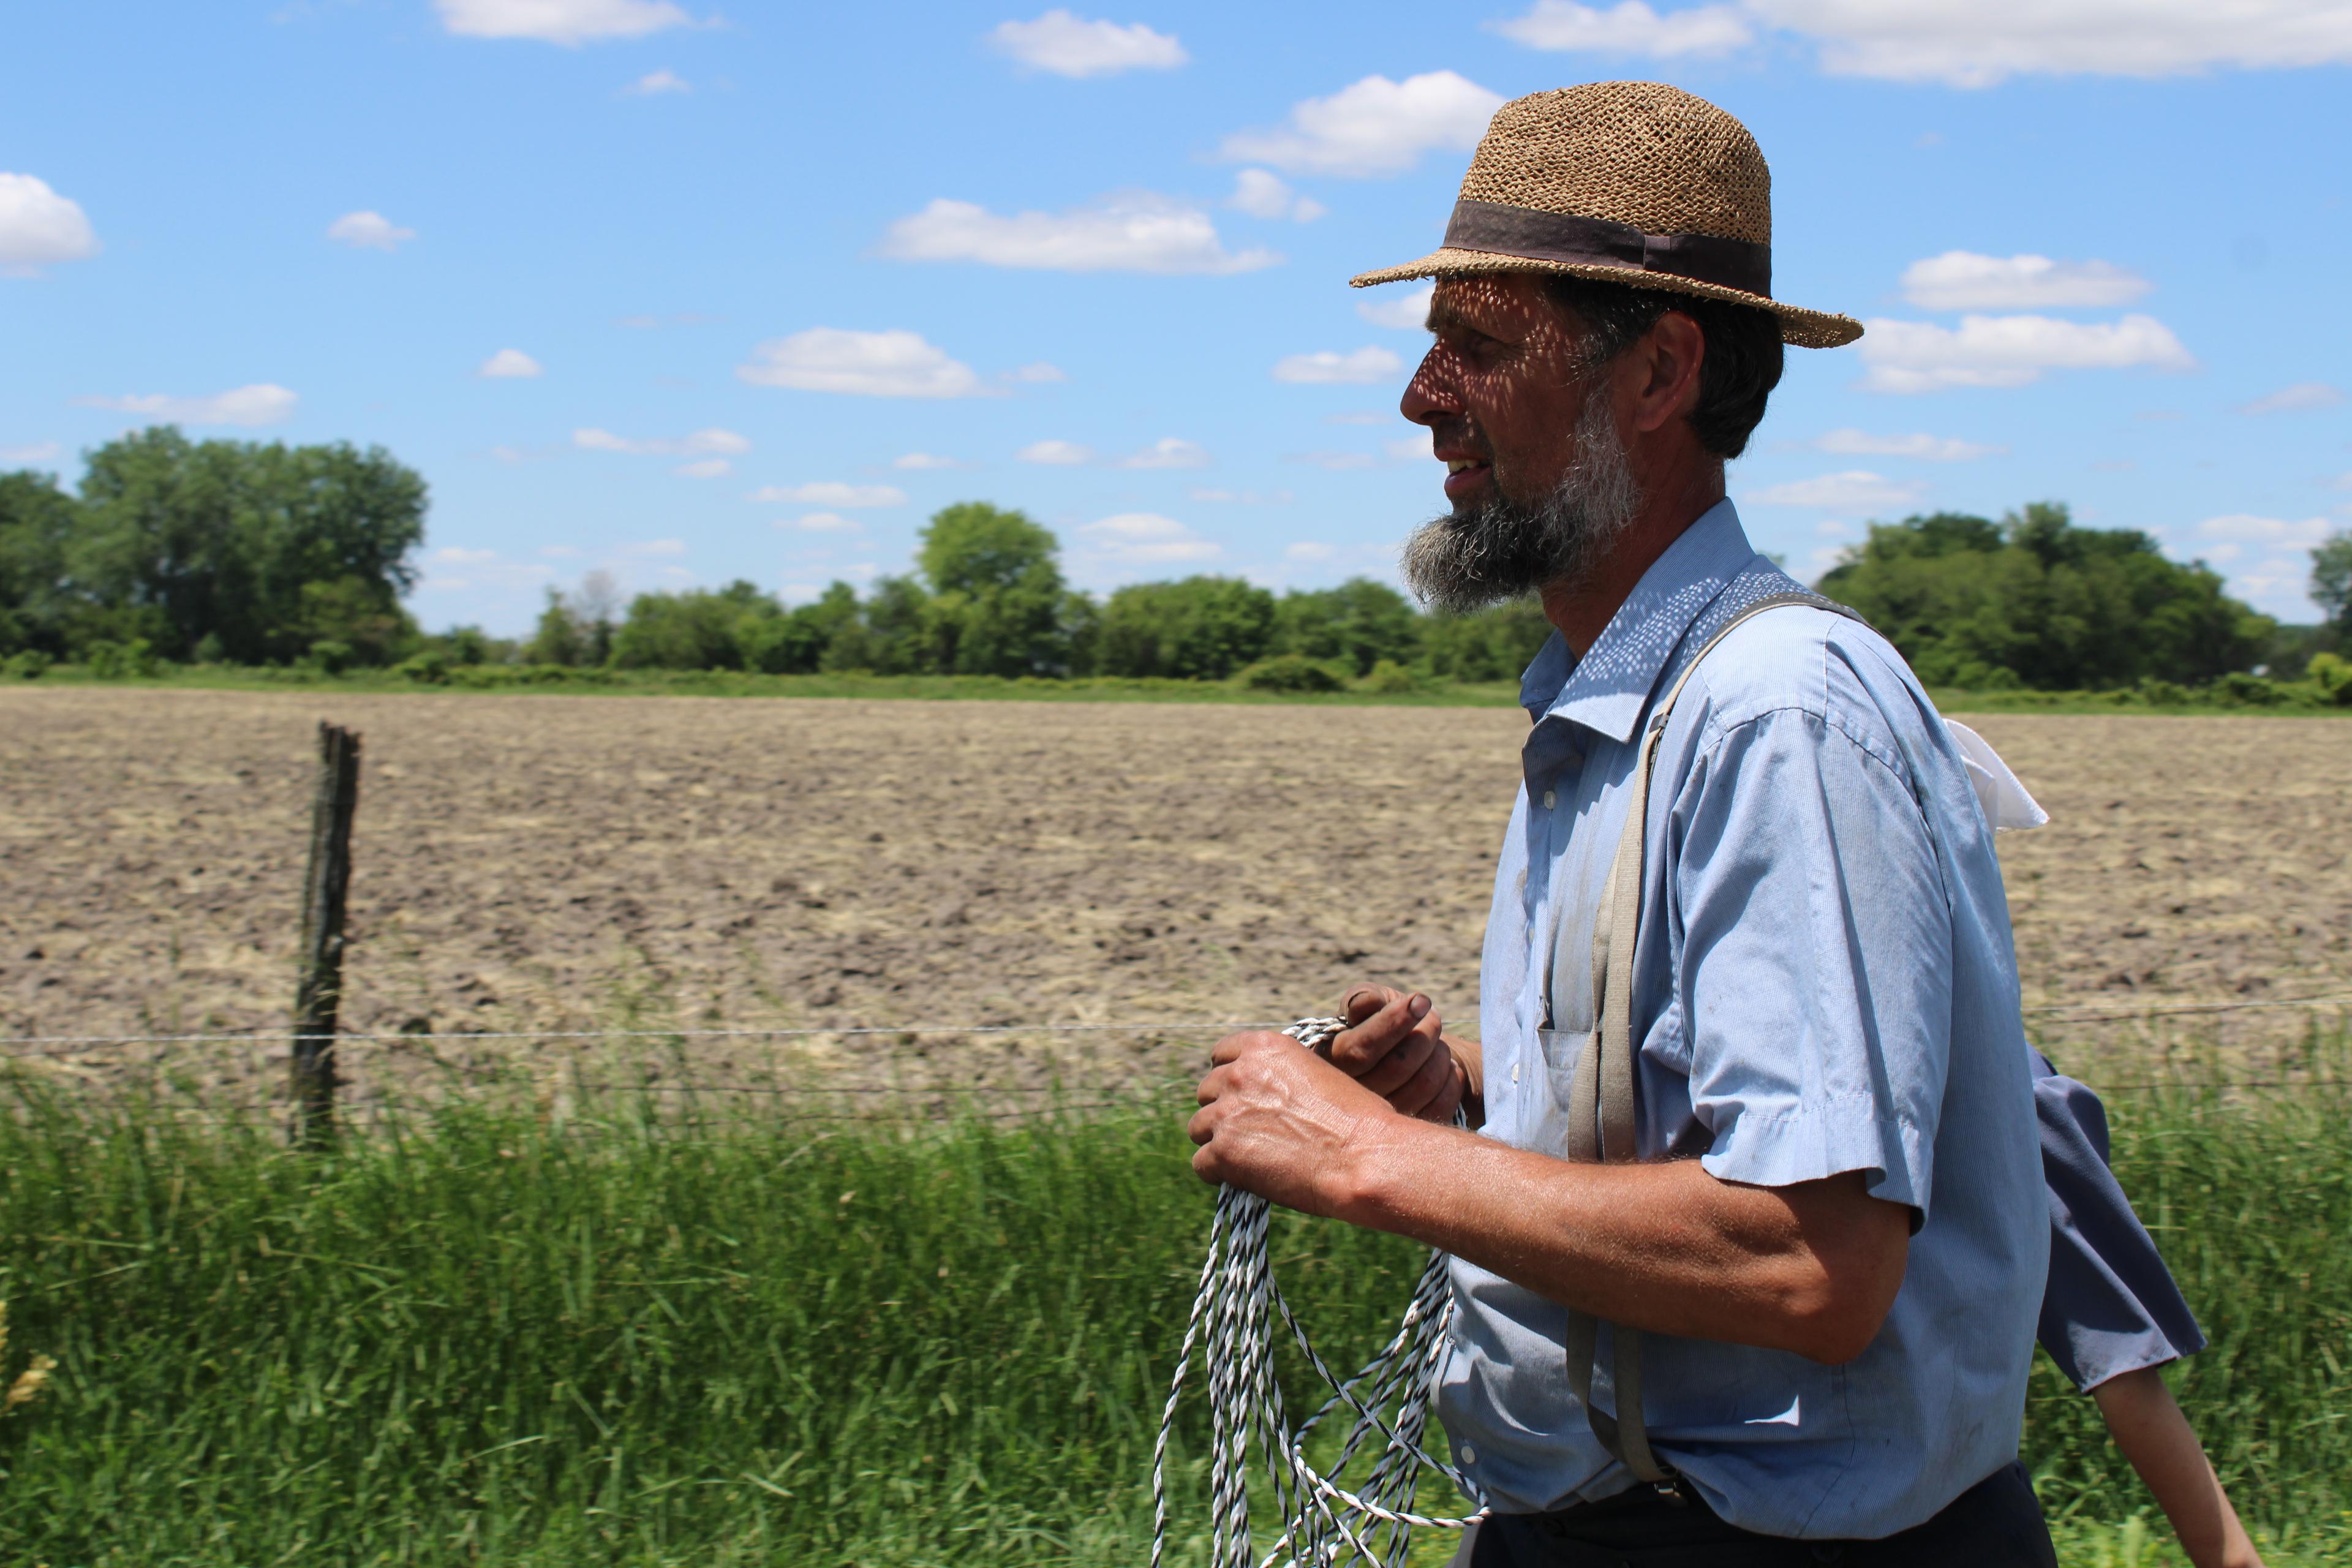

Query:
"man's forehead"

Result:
[[1427, 274, 1547, 331]]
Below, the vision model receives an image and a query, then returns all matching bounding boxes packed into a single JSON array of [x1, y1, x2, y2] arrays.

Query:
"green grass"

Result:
[[0, 1065, 2345, 1566], [15, 660, 2352, 714]]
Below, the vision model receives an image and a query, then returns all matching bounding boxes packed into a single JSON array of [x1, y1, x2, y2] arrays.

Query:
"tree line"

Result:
[[4, 431, 2346, 693]]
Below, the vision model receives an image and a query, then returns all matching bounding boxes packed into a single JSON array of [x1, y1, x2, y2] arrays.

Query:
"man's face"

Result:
[[1400, 274, 1602, 513], [1393, 274, 1644, 612]]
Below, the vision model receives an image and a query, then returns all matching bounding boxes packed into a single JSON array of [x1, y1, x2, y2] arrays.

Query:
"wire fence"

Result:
[[1, 990, 2343, 1114]]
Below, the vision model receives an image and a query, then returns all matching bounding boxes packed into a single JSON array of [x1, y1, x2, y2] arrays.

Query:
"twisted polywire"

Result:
[[1151, 1017, 1487, 1568]]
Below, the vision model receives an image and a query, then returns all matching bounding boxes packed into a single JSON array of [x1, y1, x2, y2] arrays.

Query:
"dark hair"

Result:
[[1540, 274, 1784, 459]]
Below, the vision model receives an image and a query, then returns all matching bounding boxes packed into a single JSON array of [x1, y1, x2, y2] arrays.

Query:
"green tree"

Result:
[[2312, 530, 2352, 641], [1420, 598, 1555, 682], [523, 587, 587, 666], [823, 576, 935, 675], [1817, 502, 2272, 689], [1271, 579, 1422, 676], [611, 581, 782, 670], [67, 428, 426, 665], [0, 471, 81, 657], [912, 503, 1074, 676], [1095, 577, 1276, 679]]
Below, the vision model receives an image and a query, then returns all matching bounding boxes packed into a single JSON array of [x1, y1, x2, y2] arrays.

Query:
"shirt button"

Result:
[[1541, 789, 1556, 810], [1511, 1061, 1520, 1084], [1460, 1444, 1477, 1464]]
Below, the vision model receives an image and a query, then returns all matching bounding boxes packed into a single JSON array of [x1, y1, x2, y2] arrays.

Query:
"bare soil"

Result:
[[1, 689, 2342, 1110]]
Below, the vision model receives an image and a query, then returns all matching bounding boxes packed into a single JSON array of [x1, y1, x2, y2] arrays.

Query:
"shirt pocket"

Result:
[[1528, 1027, 1591, 1157]]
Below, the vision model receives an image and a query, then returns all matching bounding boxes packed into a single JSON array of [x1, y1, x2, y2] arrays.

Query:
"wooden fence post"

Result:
[[292, 722, 361, 1147]]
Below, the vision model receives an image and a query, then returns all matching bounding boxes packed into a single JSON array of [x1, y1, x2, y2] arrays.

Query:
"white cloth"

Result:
[[1946, 719, 2049, 832]]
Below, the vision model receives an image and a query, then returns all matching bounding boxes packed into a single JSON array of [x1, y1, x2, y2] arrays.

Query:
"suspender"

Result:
[[1559, 590, 1864, 1483]]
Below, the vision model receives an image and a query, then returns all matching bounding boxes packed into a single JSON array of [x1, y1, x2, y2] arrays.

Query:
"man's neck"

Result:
[[1539, 459, 1727, 655]]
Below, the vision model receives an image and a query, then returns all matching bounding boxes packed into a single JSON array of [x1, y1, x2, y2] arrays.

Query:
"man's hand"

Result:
[[1328, 984, 1480, 1125], [1189, 1031, 1396, 1216]]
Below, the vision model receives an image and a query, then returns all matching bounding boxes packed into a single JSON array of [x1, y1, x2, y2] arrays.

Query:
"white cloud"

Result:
[[1291, 451, 1380, 471], [1748, 0, 2352, 87], [1003, 361, 1067, 384], [1017, 439, 1093, 466], [435, 546, 501, 565], [1899, 251, 2152, 310], [0, 173, 100, 275], [1228, 169, 1325, 223], [1273, 345, 1403, 385], [326, 210, 417, 251], [2238, 382, 2345, 416], [623, 67, 690, 94], [1490, 1, 1754, 56], [1744, 470, 1930, 511], [436, 0, 693, 44], [737, 328, 990, 399], [1357, 283, 1434, 331], [1077, 511, 1221, 564], [880, 192, 1277, 274], [988, 10, 1187, 77], [1812, 427, 2003, 461], [2196, 513, 2334, 547], [893, 451, 963, 469], [674, 458, 730, 479], [1120, 436, 1208, 469], [1285, 541, 1339, 562], [747, 481, 908, 508], [1220, 71, 1504, 178], [1856, 314, 2195, 393], [1, 442, 61, 465], [573, 426, 749, 456], [478, 348, 544, 379], [774, 511, 860, 532], [1384, 435, 1430, 462], [74, 383, 298, 427]]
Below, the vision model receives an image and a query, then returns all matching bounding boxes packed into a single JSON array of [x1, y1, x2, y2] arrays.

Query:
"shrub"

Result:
[[2309, 651, 2352, 707], [84, 638, 161, 679], [2135, 677, 2190, 707], [1238, 654, 1348, 693], [2211, 671, 2282, 707], [306, 639, 355, 676], [394, 651, 451, 685], [3, 650, 51, 680], [1357, 659, 1424, 694]]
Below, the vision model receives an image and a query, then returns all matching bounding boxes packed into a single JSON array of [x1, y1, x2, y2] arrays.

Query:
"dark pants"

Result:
[[1453, 1462, 2057, 1568]]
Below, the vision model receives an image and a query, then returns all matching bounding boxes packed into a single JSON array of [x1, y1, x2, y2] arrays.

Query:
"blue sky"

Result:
[[6, 0, 2350, 633]]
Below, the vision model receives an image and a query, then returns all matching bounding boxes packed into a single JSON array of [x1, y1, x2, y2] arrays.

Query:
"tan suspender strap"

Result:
[[1560, 590, 1859, 1485]]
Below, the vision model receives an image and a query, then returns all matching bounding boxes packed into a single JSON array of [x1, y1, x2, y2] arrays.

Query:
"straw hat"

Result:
[[1352, 82, 1862, 350]]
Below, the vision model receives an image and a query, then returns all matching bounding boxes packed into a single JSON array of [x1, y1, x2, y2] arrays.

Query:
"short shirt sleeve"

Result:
[[2032, 1054, 2206, 1390], [1667, 703, 1953, 1219]]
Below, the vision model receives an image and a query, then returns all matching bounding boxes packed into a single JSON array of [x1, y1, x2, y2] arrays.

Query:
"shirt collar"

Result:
[[1520, 499, 1768, 746]]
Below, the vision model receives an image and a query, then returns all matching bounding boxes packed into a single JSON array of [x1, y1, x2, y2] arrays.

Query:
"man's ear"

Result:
[[1624, 310, 1707, 437]]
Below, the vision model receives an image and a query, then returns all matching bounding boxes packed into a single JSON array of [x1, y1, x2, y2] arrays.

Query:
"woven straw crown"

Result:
[[1352, 82, 1861, 350]]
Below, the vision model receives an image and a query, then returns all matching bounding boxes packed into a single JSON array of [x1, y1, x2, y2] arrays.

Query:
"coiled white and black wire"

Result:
[[1151, 1017, 1488, 1568]]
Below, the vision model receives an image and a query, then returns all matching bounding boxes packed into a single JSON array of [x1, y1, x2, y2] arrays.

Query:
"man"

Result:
[[1189, 83, 2052, 1565]]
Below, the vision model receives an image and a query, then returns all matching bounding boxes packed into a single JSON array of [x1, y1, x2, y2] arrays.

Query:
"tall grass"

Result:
[[0, 1061, 2343, 1566]]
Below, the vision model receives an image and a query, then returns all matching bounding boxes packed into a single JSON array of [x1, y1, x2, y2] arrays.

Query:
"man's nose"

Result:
[[1398, 345, 1460, 428]]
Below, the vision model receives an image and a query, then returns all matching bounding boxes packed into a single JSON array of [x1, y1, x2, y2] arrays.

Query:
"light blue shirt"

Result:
[[1438, 500, 2046, 1539]]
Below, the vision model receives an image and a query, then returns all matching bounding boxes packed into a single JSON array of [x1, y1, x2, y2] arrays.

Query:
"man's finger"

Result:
[[1358, 1025, 1439, 1098], [1392, 1042, 1460, 1121], [1187, 1099, 1218, 1145], [1210, 1030, 1285, 1068], [1342, 984, 1398, 1027], [1330, 991, 1433, 1075]]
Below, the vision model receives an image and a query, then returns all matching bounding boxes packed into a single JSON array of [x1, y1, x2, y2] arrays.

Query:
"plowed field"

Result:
[[2, 688, 2342, 1108]]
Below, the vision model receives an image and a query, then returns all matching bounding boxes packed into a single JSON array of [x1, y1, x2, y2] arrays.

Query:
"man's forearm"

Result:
[[1326, 1109, 1908, 1363]]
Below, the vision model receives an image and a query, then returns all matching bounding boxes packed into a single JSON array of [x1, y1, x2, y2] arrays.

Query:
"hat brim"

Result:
[[1350, 247, 1863, 350]]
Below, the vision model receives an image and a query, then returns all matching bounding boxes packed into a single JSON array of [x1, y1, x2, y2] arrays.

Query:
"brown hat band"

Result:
[[1441, 198, 1773, 300]]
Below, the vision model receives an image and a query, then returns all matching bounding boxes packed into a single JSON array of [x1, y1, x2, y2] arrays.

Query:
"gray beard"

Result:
[[1400, 396, 1643, 615]]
